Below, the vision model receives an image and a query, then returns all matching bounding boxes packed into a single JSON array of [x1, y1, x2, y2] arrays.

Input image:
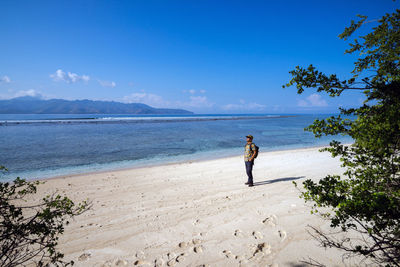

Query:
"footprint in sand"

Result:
[[278, 230, 287, 241], [78, 253, 91, 261], [262, 215, 277, 227], [194, 246, 203, 253], [167, 252, 176, 260], [101, 261, 113, 267], [222, 250, 235, 259], [192, 238, 202, 245], [252, 231, 263, 240], [167, 259, 176, 266], [115, 259, 128, 266], [252, 242, 271, 257], [235, 255, 245, 261], [167, 255, 183, 267], [176, 255, 186, 263], [133, 259, 150, 266], [135, 251, 145, 259], [234, 229, 243, 237], [178, 242, 188, 248], [154, 258, 164, 267]]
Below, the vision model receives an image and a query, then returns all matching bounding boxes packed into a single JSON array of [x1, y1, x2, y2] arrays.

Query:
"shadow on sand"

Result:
[[252, 176, 305, 187]]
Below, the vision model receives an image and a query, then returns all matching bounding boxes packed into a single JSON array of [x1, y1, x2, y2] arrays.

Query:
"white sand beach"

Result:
[[32, 147, 353, 267]]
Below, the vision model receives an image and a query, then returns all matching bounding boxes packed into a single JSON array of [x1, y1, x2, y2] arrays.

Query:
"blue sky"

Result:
[[0, 0, 397, 113]]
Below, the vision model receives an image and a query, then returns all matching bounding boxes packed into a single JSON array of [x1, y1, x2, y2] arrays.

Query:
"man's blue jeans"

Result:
[[245, 161, 254, 184]]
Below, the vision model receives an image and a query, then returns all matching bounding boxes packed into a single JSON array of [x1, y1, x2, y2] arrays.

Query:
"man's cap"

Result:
[[246, 135, 253, 139]]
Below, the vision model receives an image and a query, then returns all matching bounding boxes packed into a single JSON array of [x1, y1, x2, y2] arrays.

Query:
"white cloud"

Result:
[[14, 89, 41, 98], [183, 89, 197, 94], [0, 89, 48, 100], [298, 93, 328, 107], [297, 99, 308, 107], [248, 102, 267, 110], [308, 94, 328, 106], [123, 92, 216, 110], [123, 92, 169, 107], [222, 100, 266, 111], [50, 69, 90, 83], [183, 89, 206, 94], [0, 76, 11, 83], [222, 104, 239, 110], [98, 80, 116, 88], [186, 96, 214, 108], [123, 91, 215, 110]]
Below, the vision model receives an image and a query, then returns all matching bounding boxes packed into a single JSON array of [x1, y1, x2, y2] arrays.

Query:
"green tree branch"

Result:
[[285, 9, 400, 266]]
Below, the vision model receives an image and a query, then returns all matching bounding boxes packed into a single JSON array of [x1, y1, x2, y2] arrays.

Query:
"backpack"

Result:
[[251, 143, 259, 159]]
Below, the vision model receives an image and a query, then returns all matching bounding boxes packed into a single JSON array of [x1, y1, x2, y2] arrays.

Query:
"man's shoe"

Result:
[[248, 183, 254, 187], [245, 182, 249, 185]]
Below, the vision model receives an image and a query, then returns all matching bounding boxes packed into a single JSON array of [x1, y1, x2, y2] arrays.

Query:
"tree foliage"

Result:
[[0, 166, 90, 267], [283, 9, 400, 266]]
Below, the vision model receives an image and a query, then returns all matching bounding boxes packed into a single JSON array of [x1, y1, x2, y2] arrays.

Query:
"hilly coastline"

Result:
[[0, 96, 193, 115]]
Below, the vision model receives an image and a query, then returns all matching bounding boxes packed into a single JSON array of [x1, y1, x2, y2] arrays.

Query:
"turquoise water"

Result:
[[0, 114, 352, 181]]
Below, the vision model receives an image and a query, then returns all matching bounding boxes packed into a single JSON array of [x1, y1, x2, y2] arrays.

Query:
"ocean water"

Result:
[[0, 114, 352, 181]]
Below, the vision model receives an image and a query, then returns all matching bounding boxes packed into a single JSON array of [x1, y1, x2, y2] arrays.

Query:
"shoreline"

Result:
[[36, 144, 338, 182]]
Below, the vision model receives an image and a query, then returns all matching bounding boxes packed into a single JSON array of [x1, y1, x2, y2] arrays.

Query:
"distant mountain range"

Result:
[[0, 96, 193, 114]]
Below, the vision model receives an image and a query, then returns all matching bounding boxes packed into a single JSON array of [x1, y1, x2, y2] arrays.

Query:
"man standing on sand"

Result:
[[244, 135, 257, 187]]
